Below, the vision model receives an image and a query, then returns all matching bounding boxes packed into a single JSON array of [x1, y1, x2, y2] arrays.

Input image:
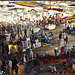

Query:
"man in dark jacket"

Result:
[[32, 29, 34, 35], [59, 32, 62, 44], [18, 46, 23, 60], [12, 56, 18, 71], [1, 40, 4, 53], [24, 28, 27, 37], [22, 54, 27, 68]]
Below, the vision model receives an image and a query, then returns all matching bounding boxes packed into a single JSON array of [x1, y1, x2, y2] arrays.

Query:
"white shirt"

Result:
[[23, 57, 26, 62], [63, 24, 65, 29], [6, 37, 9, 42], [42, 31, 44, 35], [60, 38, 64, 45], [33, 44, 36, 48], [29, 51, 33, 58], [35, 39, 39, 44], [64, 34, 66, 39], [9, 60, 12, 68], [72, 64, 75, 71]]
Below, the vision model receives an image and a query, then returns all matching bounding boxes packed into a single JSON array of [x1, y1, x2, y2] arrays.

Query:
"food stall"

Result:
[[45, 24, 56, 30]]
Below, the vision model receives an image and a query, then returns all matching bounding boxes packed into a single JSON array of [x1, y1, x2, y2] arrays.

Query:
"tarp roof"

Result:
[[11, 1, 50, 7], [62, 16, 75, 20]]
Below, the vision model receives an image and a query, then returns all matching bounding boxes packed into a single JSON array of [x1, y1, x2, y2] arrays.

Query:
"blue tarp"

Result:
[[41, 39, 49, 43], [59, 54, 63, 57], [64, 59, 72, 64]]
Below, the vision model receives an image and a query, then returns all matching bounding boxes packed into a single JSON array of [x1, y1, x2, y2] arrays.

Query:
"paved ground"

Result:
[[0, 24, 75, 74]]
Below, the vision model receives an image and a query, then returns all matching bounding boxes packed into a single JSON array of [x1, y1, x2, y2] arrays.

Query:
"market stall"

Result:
[[45, 24, 56, 30], [62, 16, 75, 20], [33, 27, 41, 33]]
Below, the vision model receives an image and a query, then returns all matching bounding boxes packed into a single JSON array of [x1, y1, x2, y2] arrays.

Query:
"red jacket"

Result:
[[61, 46, 65, 52], [43, 20, 45, 24]]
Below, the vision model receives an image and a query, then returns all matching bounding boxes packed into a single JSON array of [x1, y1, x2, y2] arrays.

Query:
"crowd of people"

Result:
[[1, 42, 36, 74], [54, 31, 75, 57], [0, 13, 75, 74], [63, 21, 75, 35]]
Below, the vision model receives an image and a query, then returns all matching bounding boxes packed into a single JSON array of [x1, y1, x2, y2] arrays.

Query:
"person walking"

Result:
[[58, 19, 60, 27], [63, 32, 67, 44], [18, 62, 21, 74], [20, 25, 22, 35], [10, 29, 13, 40], [60, 37, 64, 48], [31, 68, 37, 74], [22, 54, 27, 68], [29, 49, 33, 62], [24, 28, 27, 37], [20, 63, 25, 74], [59, 32, 62, 45], [17, 26, 20, 38], [1, 40, 4, 53], [5, 63, 9, 74], [54, 47, 59, 56], [32, 29, 34, 35], [3, 51, 8, 60], [66, 35, 69, 44], [72, 62, 75, 74], [34, 52, 40, 66], [4, 39, 9, 53], [43, 19, 45, 30], [61, 46, 65, 54], [12, 56, 18, 71], [67, 50, 71, 58], [0, 60, 2, 70], [18, 46, 23, 60], [8, 60, 12, 74], [73, 26, 75, 35], [2, 25, 5, 37]]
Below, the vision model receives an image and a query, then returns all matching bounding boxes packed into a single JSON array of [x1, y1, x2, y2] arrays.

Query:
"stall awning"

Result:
[[62, 16, 75, 20], [11, 1, 50, 8], [45, 7, 63, 12], [11, 1, 40, 7]]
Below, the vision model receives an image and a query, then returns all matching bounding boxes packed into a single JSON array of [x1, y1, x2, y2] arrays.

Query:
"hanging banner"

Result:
[[8, 44, 13, 52], [14, 45, 18, 52], [22, 41, 27, 49], [26, 37, 31, 49]]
